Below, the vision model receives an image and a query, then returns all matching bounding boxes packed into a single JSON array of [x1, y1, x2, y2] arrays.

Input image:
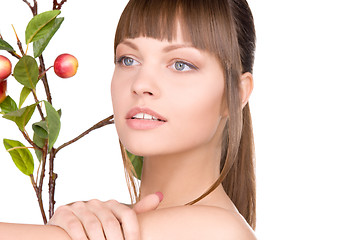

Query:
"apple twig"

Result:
[[22, 0, 38, 16], [0, 33, 21, 59], [30, 174, 47, 224], [45, 115, 114, 217], [53, 0, 68, 10], [31, 89, 45, 120], [12, 0, 115, 222], [21, 130, 42, 151], [48, 148, 57, 218], [55, 115, 115, 155], [38, 56, 53, 104]]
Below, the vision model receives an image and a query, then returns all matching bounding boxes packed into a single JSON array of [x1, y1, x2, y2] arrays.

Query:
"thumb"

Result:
[[133, 192, 163, 214]]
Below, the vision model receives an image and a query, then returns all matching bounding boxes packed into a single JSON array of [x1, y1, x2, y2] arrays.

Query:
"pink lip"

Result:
[[125, 107, 167, 130]]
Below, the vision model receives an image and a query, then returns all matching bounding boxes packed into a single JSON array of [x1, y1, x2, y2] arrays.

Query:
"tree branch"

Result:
[[30, 174, 47, 224], [53, 0, 68, 10], [31, 89, 45, 120], [22, 0, 38, 16], [21, 130, 42, 151], [0, 33, 21, 59], [39, 55, 53, 104], [48, 148, 57, 218], [55, 115, 114, 154]]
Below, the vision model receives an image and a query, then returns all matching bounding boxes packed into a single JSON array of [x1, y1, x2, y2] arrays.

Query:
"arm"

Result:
[[47, 193, 162, 240], [0, 193, 162, 240], [0, 222, 71, 240]]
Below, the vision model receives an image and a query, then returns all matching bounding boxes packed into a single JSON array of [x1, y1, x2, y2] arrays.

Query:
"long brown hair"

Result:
[[114, 0, 256, 229]]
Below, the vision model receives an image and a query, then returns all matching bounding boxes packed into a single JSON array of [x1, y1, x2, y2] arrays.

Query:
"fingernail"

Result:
[[155, 192, 164, 202]]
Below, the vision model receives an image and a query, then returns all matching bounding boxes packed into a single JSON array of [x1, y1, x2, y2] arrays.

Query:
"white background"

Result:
[[0, 1, 339, 239]]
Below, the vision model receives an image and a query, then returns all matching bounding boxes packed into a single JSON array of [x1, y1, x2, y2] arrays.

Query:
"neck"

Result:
[[139, 143, 224, 208]]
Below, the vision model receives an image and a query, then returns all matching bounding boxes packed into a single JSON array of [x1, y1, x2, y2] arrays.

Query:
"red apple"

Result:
[[0, 80, 7, 104], [54, 53, 78, 78], [0, 55, 12, 81]]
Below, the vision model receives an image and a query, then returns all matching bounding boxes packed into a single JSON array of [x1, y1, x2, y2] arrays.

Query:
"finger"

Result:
[[133, 192, 163, 214], [48, 205, 88, 240], [105, 200, 140, 240], [70, 201, 106, 240], [86, 200, 124, 240]]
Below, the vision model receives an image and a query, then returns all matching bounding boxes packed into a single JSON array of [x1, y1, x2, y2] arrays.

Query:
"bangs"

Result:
[[114, 0, 239, 68]]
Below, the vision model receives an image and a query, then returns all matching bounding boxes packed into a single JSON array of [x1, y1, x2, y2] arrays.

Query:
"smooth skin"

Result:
[[0, 28, 255, 239], [47, 28, 256, 239]]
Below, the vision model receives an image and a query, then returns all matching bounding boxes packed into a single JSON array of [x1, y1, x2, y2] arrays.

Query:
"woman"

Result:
[[1, 0, 256, 239]]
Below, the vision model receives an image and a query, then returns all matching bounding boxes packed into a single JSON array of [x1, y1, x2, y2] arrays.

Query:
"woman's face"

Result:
[[111, 29, 227, 157]]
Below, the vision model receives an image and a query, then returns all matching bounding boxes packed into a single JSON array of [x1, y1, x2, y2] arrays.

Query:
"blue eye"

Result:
[[172, 61, 197, 72], [117, 56, 138, 66], [123, 57, 134, 66]]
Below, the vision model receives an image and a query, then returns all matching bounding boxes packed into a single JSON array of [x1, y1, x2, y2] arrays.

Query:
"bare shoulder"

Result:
[[138, 205, 256, 240]]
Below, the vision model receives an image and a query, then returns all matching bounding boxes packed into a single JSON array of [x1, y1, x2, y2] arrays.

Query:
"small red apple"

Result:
[[0, 55, 12, 81], [0, 80, 7, 104], [54, 53, 78, 78]]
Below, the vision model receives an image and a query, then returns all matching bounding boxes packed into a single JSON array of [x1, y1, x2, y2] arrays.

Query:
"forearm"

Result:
[[0, 222, 71, 240]]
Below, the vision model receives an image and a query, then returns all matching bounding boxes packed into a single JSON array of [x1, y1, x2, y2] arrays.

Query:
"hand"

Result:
[[48, 193, 163, 240]]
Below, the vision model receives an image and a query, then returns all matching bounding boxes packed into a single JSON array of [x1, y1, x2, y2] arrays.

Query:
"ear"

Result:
[[239, 72, 254, 109]]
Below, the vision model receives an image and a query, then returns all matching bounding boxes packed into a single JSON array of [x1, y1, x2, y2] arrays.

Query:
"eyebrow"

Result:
[[120, 40, 139, 50], [119, 40, 194, 53]]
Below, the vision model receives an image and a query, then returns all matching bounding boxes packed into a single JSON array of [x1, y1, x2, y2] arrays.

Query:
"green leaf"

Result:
[[2, 103, 37, 131], [32, 120, 48, 139], [25, 10, 61, 44], [13, 55, 39, 89], [0, 39, 15, 52], [0, 96, 18, 114], [3, 139, 34, 176], [33, 17, 64, 58], [126, 150, 143, 180], [19, 87, 31, 108], [33, 133, 46, 162], [44, 101, 61, 151]]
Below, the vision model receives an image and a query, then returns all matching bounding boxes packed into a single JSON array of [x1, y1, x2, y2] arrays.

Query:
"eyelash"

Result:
[[116, 56, 138, 66], [116, 56, 198, 72], [171, 60, 198, 72]]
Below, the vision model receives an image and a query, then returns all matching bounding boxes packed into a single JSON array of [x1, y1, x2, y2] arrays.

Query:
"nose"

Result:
[[131, 67, 160, 98]]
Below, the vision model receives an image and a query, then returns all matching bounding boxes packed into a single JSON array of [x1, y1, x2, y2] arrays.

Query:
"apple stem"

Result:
[[38, 66, 53, 80]]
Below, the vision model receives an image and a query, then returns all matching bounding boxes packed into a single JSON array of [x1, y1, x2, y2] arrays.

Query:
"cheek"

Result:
[[111, 72, 128, 134], [173, 87, 225, 146], [111, 71, 129, 115], [160, 71, 225, 154]]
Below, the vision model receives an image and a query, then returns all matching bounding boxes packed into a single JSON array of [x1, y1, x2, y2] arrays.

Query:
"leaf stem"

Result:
[[11, 25, 25, 56], [25, 44, 29, 56], [6, 146, 35, 152]]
